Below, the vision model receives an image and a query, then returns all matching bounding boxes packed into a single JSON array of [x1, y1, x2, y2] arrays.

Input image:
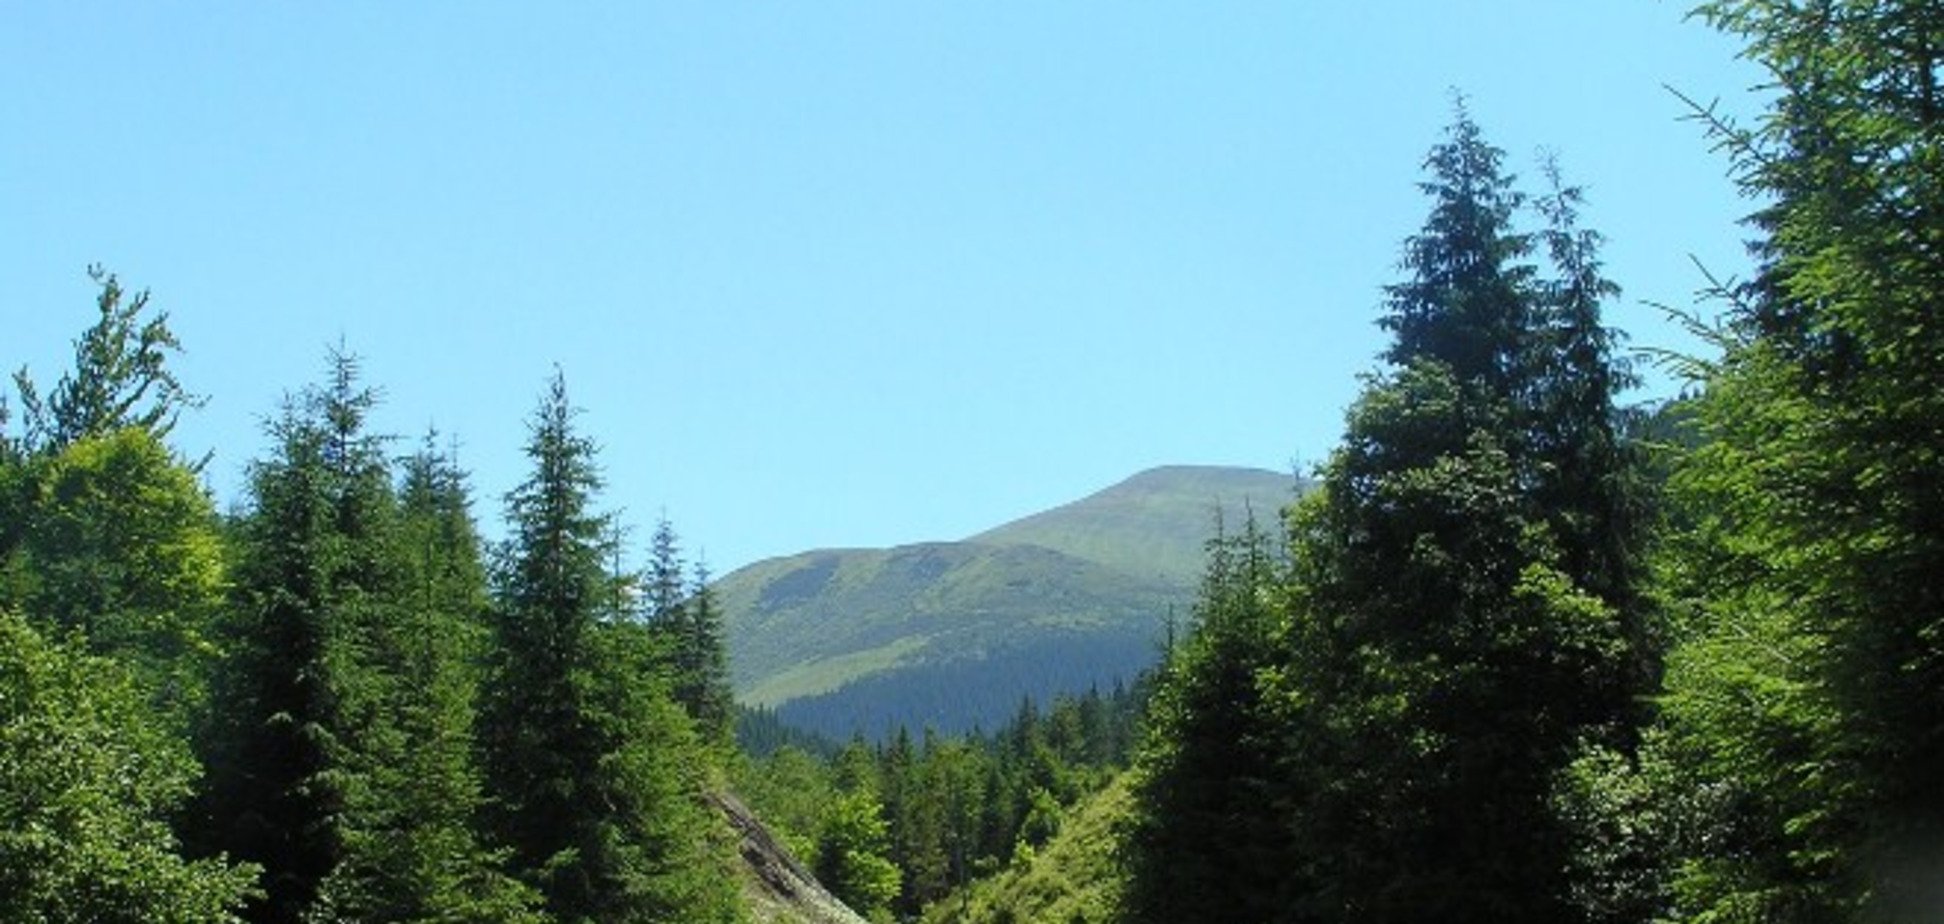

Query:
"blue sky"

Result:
[[4, 3, 1763, 574]]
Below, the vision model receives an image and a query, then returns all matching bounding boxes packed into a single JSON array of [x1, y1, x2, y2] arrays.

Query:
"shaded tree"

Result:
[[1121, 517, 1291, 924]]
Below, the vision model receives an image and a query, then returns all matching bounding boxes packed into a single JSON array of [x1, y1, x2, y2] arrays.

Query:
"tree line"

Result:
[[2, 286, 740, 922], [1124, 3, 1942, 922]]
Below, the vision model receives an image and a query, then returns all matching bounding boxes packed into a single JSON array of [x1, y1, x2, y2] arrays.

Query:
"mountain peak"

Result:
[[971, 464, 1301, 586]]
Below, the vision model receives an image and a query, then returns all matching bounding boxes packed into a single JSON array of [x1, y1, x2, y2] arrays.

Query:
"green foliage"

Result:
[[734, 745, 837, 863], [918, 774, 1131, 924], [1121, 104, 1647, 924], [815, 790, 901, 922], [313, 434, 542, 924], [1639, 2, 1944, 919], [1121, 518, 1292, 924], [734, 684, 1139, 921], [646, 518, 737, 748], [5, 428, 225, 722], [0, 609, 256, 923], [195, 387, 345, 923]]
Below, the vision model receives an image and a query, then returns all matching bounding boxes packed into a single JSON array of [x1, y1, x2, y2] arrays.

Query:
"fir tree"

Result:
[[313, 435, 539, 922], [676, 558, 736, 747], [1122, 516, 1291, 924], [199, 387, 343, 924], [202, 351, 535, 922]]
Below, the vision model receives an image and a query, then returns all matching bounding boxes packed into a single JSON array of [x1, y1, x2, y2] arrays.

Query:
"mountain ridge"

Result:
[[716, 465, 1302, 738]]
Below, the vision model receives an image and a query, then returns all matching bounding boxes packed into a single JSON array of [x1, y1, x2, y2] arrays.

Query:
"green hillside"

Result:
[[716, 466, 1301, 738], [972, 464, 1303, 586]]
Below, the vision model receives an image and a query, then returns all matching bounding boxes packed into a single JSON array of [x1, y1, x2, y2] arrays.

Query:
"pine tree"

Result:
[[201, 351, 536, 923], [1121, 104, 1646, 924], [199, 388, 343, 924], [196, 349, 395, 923], [644, 516, 686, 624], [479, 370, 741, 923], [677, 559, 736, 747], [313, 435, 540, 922]]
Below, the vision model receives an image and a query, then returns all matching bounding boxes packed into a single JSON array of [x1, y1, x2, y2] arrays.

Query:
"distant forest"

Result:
[[5, 3, 1940, 923]]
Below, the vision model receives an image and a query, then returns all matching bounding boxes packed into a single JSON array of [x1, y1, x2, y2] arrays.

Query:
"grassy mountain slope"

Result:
[[716, 466, 1300, 738]]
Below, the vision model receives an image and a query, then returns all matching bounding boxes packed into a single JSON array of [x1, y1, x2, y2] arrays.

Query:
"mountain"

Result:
[[972, 465, 1304, 586], [716, 465, 1302, 739]]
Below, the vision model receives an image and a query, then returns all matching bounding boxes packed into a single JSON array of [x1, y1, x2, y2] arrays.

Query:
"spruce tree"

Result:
[[200, 388, 343, 924], [479, 370, 741, 923], [313, 435, 539, 922], [1120, 104, 1645, 924], [677, 559, 736, 747], [1264, 105, 1640, 923], [202, 351, 535, 923]]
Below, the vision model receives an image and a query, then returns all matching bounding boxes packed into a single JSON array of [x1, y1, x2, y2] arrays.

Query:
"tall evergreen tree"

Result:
[[478, 370, 741, 924], [643, 516, 687, 624], [1644, 3, 1944, 919], [313, 435, 540, 922], [1121, 104, 1645, 924], [1265, 105, 1641, 923], [199, 387, 344, 924], [639, 516, 735, 747], [676, 559, 736, 747], [202, 351, 534, 923]]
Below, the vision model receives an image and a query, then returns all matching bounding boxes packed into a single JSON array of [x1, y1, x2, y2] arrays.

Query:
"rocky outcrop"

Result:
[[711, 791, 869, 924]]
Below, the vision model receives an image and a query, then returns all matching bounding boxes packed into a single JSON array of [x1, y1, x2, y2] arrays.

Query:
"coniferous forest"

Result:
[[3, 4, 1941, 922]]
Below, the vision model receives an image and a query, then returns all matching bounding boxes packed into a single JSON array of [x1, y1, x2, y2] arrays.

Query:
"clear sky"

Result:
[[4, 2, 1764, 574]]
